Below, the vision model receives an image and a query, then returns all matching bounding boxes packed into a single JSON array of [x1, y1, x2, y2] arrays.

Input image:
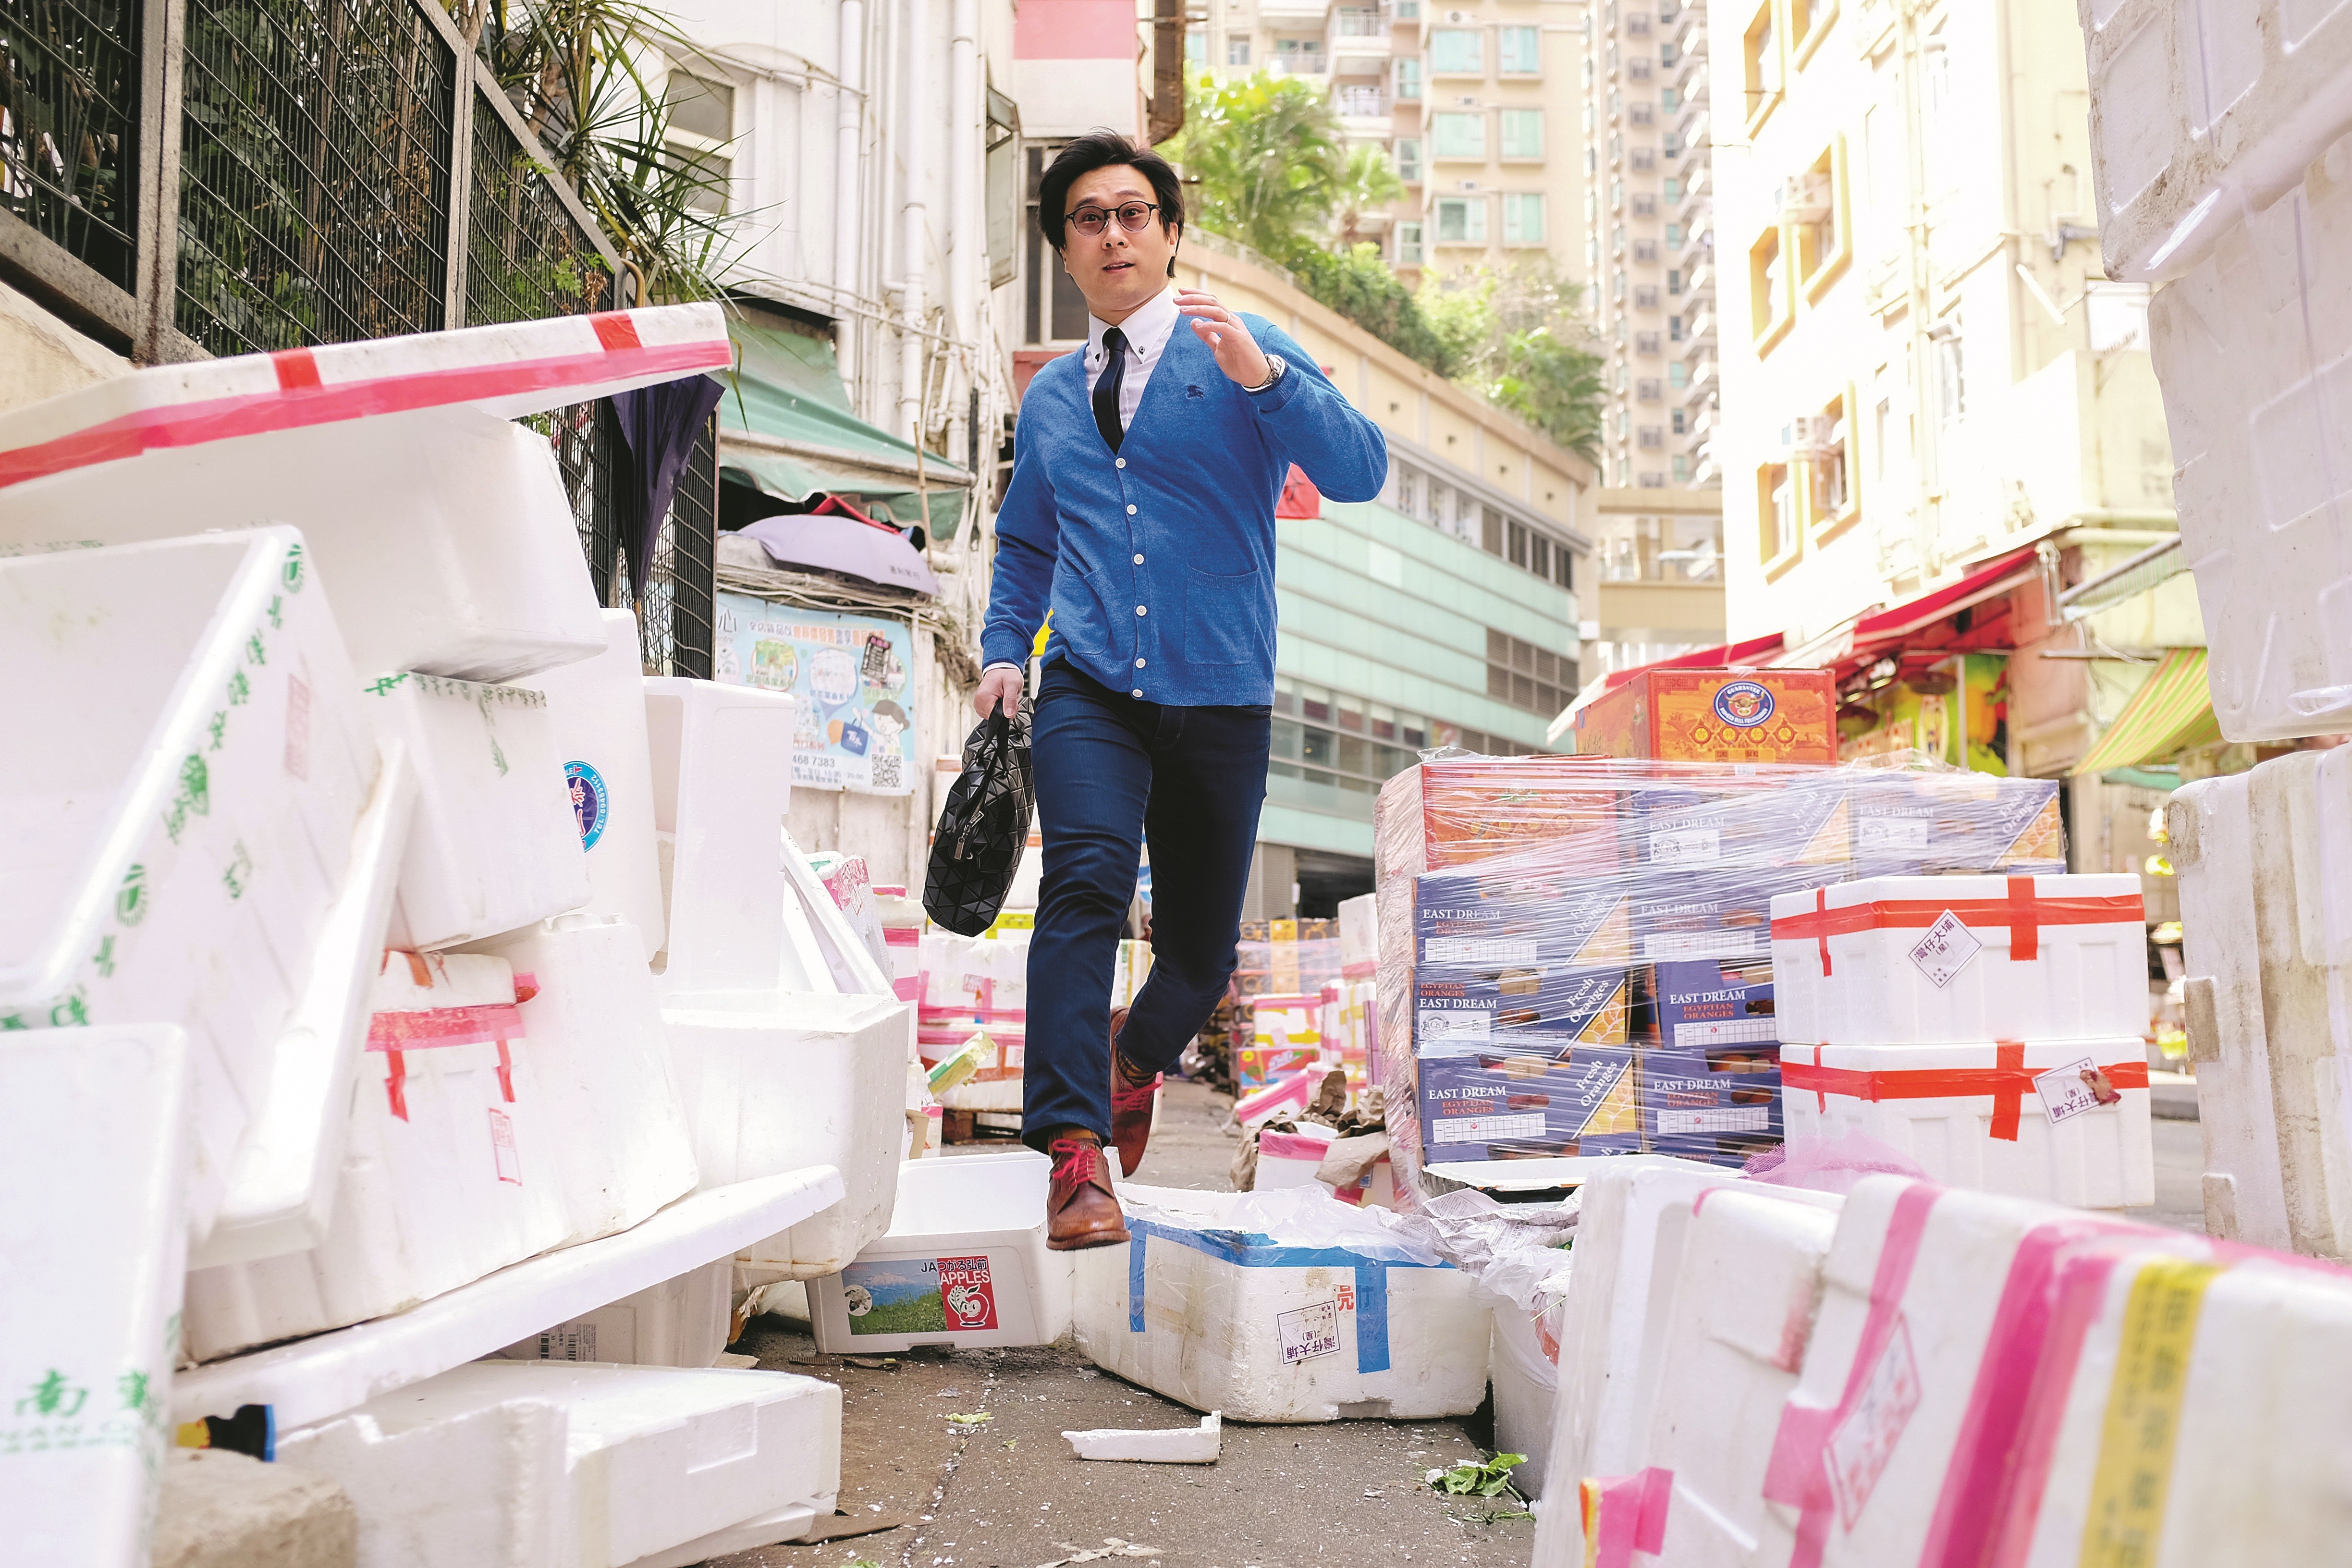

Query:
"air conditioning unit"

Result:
[[1457, 94, 1480, 105], [1783, 414, 1833, 454], [1457, 179, 1481, 191], [1778, 172, 1833, 223], [1445, 9, 1470, 21]]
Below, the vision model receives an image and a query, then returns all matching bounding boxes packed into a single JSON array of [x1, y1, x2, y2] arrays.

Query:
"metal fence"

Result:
[[0, 0, 711, 677]]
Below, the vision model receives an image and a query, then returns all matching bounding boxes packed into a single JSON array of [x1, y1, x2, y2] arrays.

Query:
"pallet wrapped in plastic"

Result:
[[1372, 754, 2070, 1202]]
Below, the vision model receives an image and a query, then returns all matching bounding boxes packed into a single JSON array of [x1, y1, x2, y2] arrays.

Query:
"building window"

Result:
[[1501, 109, 1545, 159], [1665, 176, 1682, 200], [1632, 192, 1658, 217], [1436, 197, 1487, 244], [1663, 86, 1678, 110], [1808, 389, 1854, 528], [1636, 330, 1661, 354], [1669, 360, 1687, 388], [1396, 55, 1421, 98], [1629, 147, 1656, 172], [1228, 35, 1251, 65], [1628, 11, 1654, 35], [1482, 506, 1505, 554], [1487, 629, 1576, 717], [1396, 137, 1424, 183], [1499, 24, 1541, 73], [1634, 284, 1660, 309], [1636, 378, 1662, 402], [1639, 470, 1667, 488], [1672, 454, 1689, 481], [666, 73, 736, 213], [1744, 0, 1782, 126], [1630, 103, 1655, 127], [1508, 520, 1529, 567], [1663, 131, 1681, 158], [1432, 111, 1486, 159], [1187, 27, 1207, 64], [1637, 425, 1664, 447], [1750, 227, 1788, 346], [1672, 407, 1687, 433], [1793, 138, 1850, 297], [1759, 461, 1796, 568], [1503, 193, 1546, 245], [1024, 144, 1092, 343], [1396, 220, 1425, 266], [1936, 326, 1966, 425], [1666, 269, 1682, 295], [1431, 27, 1483, 74], [1633, 238, 1659, 263], [1670, 313, 1684, 341]]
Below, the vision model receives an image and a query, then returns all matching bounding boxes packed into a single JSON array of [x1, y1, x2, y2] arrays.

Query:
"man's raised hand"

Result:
[[1177, 290, 1274, 388]]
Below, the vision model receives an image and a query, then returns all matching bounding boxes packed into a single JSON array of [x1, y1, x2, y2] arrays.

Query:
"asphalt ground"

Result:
[[708, 1079, 1537, 1568]]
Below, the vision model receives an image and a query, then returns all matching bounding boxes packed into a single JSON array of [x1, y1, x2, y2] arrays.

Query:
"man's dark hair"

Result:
[[1038, 131, 1185, 277]]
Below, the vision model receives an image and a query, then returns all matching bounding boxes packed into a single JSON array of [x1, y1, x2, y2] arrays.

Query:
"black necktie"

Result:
[[1092, 327, 1127, 453]]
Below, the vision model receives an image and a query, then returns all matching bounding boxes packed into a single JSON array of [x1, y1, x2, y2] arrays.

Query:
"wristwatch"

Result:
[[1244, 354, 1288, 394]]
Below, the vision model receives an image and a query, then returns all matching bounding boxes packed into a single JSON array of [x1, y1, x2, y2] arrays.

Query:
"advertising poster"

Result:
[[714, 594, 918, 795]]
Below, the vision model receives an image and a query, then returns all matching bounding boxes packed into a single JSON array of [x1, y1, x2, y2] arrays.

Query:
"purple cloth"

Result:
[[612, 375, 725, 593]]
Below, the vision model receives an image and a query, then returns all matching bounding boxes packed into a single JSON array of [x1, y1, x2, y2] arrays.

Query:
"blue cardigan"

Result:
[[980, 315, 1390, 707]]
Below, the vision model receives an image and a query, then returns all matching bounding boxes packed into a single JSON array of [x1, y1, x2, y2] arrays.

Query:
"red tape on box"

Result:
[[1770, 877, 2145, 968], [1782, 1044, 2149, 1141]]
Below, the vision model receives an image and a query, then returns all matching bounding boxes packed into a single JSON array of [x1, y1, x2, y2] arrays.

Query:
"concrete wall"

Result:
[[0, 281, 131, 417]]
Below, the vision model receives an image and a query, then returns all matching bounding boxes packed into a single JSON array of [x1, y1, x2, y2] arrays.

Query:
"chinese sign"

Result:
[[714, 595, 918, 796]]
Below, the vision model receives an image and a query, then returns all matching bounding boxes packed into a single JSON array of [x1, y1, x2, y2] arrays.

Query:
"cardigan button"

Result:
[[1127, 504, 1138, 515], [1133, 553, 1144, 564], [1136, 605, 1147, 616], [1132, 688, 1144, 698], [1115, 457, 1127, 469]]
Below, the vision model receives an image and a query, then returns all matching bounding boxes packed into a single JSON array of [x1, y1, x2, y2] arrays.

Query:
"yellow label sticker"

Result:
[[2078, 1257, 2219, 1567]]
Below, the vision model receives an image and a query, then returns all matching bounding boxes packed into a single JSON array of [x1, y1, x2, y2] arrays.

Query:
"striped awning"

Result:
[[2071, 648, 2222, 776]]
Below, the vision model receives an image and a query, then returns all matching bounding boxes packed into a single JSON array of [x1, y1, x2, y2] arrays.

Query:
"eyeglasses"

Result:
[[1065, 201, 1161, 237]]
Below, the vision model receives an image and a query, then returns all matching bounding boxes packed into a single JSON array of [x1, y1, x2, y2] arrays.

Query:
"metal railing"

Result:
[[0, 0, 711, 677]]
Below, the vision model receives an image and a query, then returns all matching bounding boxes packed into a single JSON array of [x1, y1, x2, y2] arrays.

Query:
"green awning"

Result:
[[2072, 647, 2223, 775], [717, 313, 970, 538]]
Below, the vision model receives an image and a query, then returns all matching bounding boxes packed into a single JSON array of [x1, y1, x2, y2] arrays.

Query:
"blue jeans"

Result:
[[1022, 658, 1271, 1151]]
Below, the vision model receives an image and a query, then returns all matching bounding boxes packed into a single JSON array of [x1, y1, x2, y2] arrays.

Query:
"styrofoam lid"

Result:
[[0, 304, 730, 493]]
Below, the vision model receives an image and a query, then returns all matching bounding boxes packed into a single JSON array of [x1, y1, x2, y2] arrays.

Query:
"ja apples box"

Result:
[[1640, 958, 1777, 1051], [1414, 967, 1632, 1055], [1630, 866, 1845, 964], [1638, 1045, 1783, 1168], [1572, 669, 1838, 764], [1842, 771, 2067, 876], [1416, 1046, 1645, 1162]]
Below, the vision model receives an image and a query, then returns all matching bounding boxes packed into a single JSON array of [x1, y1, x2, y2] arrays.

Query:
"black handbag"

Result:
[[923, 700, 1035, 936]]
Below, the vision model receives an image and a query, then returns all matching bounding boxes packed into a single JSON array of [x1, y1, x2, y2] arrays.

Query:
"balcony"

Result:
[[1675, 225, 1712, 270], [1679, 108, 1710, 151], [1333, 5, 1392, 37], [1683, 304, 1717, 346], [1684, 259, 1715, 299], [1335, 86, 1393, 120], [1673, 48, 1710, 100], [1331, 9, 1395, 59], [1685, 356, 1717, 400], [1675, 165, 1712, 226], [1673, 3, 1709, 61], [1261, 0, 1335, 19], [1265, 53, 1331, 78]]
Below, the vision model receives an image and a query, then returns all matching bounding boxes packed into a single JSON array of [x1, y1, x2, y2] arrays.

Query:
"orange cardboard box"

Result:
[[1572, 669, 1837, 764]]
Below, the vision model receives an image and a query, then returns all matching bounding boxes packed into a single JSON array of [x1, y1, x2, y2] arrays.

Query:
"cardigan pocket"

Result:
[[1182, 564, 1263, 666]]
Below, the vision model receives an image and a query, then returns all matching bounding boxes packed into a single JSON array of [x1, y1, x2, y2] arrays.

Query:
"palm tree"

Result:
[[1162, 72, 1347, 259], [1334, 144, 1404, 248]]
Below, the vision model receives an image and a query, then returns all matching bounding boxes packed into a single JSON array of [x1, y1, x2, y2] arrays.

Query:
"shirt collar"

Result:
[[1088, 285, 1180, 368]]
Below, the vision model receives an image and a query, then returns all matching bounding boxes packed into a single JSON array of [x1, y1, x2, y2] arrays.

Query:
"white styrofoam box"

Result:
[[2079, 0, 2352, 282], [1071, 1186, 1486, 1422], [529, 608, 667, 952], [493, 1261, 733, 1370], [0, 306, 731, 683], [1, 1027, 190, 1568], [193, 739, 416, 1270], [624, 1501, 827, 1568], [1489, 1300, 1556, 1499], [369, 673, 589, 951], [643, 678, 796, 989], [184, 916, 698, 1361], [0, 528, 375, 1242], [1255, 1126, 1340, 1190], [2149, 141, 2352, 742], [173, 1165, 843, 1433], [1632, 1189, 1840, 1564], [277, 1361, 840, 1568], [1338, 891, 1378, 973], [2010, 1249, 2352, 1566], [1783, 1038, 2155, 1210], [1769, 873, 2147, 1047], [2170, 748, 2352, 1255], [665, 990, 906, 1283], [806, 1151, 1074, 1352]]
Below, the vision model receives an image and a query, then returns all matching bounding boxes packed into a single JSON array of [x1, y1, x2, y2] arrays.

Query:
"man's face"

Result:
[[1058, 164, 1177, 320]]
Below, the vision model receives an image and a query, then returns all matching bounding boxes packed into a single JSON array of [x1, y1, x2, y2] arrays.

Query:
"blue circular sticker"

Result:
[[1711, 680, 1776, 730], [565, 760, 609, 850]]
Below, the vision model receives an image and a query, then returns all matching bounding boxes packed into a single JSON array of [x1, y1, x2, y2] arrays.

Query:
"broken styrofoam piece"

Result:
[[617, 1500, 829, 1568], [278, 1361, 841, 1568], [0, 306, 730, 683], [152, 1448, 360, 1568], [1, 1026, 191, 1568], [0, 527, 375, 1242], [193, 740, 417, 1270], [1064, 1412, 1222, 1463], [173, 1164, 845, 1432], [1073, 1186, 1486, 1423], [2149, 143, 2352, 742], [1768, 872, 2148, 1046], [369, 673, 589, 952], [492, 1260, 733, 1369], [667, 990, 909, 1284], [528, 608, 668, 952], [643, 678, 796, 990], [2077, 0, 2352, 281], [184, 915, 699, 1361], [808, 1151, 1075, 1353], [1782, 1037, 2156, 1210], [2170, 749, 2352, 1254]]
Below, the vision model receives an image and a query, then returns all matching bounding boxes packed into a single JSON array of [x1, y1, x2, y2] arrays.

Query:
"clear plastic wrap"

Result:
[[1372, 751, 2067, 1206]]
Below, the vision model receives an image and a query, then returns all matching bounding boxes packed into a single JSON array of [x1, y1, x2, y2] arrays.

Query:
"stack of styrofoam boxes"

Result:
[[2169, 747, 2352, 1255], [1770, 872, 2156, 1210], [1539, 1167, 2352, 1566], [916, 926, 1029, 1120], [649, 678, 910, 1288]]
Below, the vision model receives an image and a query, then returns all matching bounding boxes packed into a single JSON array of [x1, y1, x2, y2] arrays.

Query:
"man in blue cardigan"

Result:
[[975, 131, 1389, 1248]]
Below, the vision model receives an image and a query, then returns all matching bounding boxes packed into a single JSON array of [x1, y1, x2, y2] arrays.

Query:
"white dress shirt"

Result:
[[1084, 285, 1181, 434]]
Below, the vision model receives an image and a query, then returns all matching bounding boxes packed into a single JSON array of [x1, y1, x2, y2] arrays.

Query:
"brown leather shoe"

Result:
[[1045, 1136, 1130, 1251], [1109, 1007, 1161, 1179]]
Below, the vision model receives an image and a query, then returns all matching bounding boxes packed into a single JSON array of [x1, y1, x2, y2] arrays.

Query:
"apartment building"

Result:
[[1194, 0, 1585, 285]]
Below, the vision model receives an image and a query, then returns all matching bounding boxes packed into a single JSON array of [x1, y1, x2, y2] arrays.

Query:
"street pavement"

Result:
[[711, 1084, 2211, 1568]]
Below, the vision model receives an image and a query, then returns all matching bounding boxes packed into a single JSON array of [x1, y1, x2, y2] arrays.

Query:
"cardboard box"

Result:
[[1416, 1046, 1645, 1162], [1629, 866, 1841, 963], [1638, 1044, 1783, 1168], [1640, 959, 1777, 1051], [1841, 771, 2066, 876], [1414, 967, 1632, 1054], [1572, 669, 1838, 764], [1402, 756, 1638, 871], [1413, 868, 1633, 971], [1620, 776, 1853, 871]]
